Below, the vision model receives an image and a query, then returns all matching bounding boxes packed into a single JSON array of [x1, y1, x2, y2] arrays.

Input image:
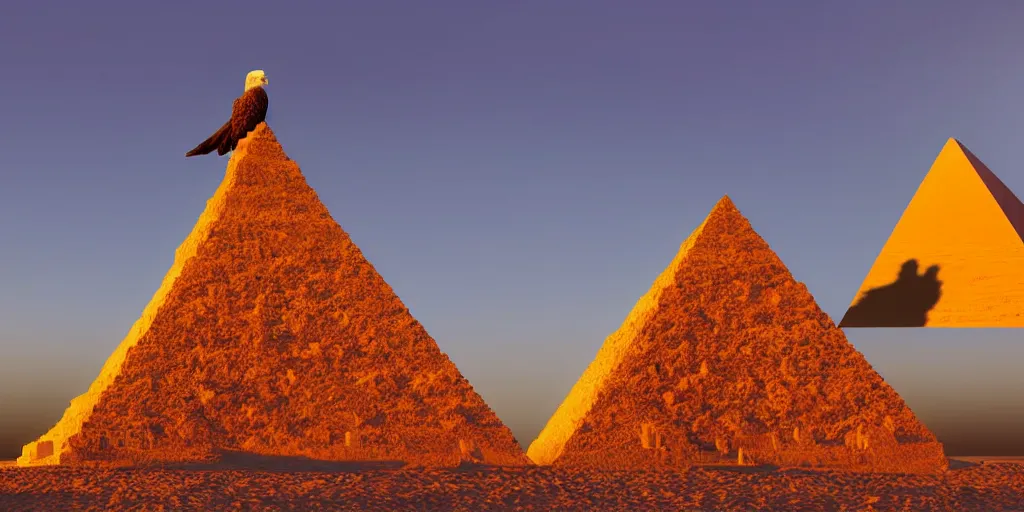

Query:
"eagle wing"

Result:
[[226, 87, 269, 153], [186, 86, 269, 157]]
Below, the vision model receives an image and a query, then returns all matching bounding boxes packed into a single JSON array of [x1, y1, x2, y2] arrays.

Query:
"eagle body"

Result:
[[186, 71, 270, 157]]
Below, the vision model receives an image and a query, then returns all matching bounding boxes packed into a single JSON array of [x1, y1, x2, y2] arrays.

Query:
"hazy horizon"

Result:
[[3, 1, 1024, 459]]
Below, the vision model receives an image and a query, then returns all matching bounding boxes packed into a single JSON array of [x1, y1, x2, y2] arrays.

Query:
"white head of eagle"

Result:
[[186, 70, 271, 158], [244, 70, 269, 92]]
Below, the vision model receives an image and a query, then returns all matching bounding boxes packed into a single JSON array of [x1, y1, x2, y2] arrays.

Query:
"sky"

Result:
[[1, 0, 1024, 459]]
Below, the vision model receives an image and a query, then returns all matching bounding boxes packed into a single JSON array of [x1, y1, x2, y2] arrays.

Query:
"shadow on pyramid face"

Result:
[[839, 259, 943, 327]]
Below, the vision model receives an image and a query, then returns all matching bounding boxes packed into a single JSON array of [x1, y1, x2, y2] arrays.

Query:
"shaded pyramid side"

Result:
[[529, 196, 946, 473], [840, 138, 1024, 327], [20, 124, 529, 467]]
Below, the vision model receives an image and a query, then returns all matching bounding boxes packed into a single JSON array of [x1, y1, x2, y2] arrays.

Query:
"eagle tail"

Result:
[[185, 120, 232, 157]]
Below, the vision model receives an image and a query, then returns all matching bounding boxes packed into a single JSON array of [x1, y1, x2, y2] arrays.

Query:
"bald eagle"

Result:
[[186, 70, 269, 157]]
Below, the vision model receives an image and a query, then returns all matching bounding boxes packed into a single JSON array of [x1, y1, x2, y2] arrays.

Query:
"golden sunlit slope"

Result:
[[18, 124, 529, 468], [526, 211, 716, 466], [528, 197, 946, 473], [840, 139, 1024, 327]]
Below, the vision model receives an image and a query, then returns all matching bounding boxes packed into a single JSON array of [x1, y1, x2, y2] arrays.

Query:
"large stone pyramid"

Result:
[[19, 124, 529, 468], [841, 138, 1024, 327], [527, 196, 947, 473]]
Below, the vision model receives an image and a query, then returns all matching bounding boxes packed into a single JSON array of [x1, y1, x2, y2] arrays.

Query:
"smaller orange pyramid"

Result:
[[528, 196, 946, 473], [841, 139, 1024, 327]]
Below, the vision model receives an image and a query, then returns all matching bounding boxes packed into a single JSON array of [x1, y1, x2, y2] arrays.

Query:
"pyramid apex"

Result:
[[945, 137, 968, 152], [943, 138, 984, 161], [702, 195, 750, 228], [237, 122, 278, 146], [709, 194, 739, 215], [230, 122, 288, 163], [249, 122, 277, 141]]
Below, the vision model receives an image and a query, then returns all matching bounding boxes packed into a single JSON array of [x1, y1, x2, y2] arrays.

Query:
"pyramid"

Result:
[[18, 123, 529, 468], [840, 138, 1024, 327], [527, 196, 947, 473]]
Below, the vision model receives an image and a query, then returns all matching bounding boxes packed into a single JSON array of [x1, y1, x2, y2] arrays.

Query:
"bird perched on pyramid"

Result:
[[185, 70, 269, 157]]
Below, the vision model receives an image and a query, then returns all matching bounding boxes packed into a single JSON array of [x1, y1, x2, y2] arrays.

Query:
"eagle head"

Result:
[[244, 70, 269, 91]]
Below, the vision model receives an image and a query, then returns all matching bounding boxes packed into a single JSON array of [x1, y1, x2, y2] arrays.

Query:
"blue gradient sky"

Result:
[[2, 1, 1024, 457]]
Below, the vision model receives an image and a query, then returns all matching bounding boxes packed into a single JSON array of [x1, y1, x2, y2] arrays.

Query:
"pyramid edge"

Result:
[[17, 150, 251, 466], [526, 201, 719, 465], [954, 140, 1024, 243], [840, 139, 955, 314]]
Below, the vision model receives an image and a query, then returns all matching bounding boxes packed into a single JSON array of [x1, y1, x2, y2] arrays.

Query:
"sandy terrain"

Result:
[[1, 461, 1021, 511]]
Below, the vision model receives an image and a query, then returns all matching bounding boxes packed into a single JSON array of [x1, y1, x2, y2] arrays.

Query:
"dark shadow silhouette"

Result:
[[839, 259, 942, 327], [154, 450, 408, 473]]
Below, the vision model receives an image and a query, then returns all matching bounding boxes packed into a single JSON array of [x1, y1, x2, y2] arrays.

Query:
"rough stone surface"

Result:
[[841, 138, 1024, 327], [528, 196, 946, 473], [19, 123, 529, 468]]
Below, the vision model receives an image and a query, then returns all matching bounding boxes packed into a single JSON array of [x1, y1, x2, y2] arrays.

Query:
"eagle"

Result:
[[185, 70, 269, 157]]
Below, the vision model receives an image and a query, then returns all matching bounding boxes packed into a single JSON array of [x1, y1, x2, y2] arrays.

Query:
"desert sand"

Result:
[[1, 460, 1022, 511]]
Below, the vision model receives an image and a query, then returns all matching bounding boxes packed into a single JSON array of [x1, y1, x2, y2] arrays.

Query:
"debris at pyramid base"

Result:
[[550, 424, 947, 474], [51, 425, 526, 469], [19, 123, 530, 469]]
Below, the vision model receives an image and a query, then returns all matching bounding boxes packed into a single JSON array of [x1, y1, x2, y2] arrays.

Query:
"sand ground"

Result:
[[0, 458, 1022, 511]]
